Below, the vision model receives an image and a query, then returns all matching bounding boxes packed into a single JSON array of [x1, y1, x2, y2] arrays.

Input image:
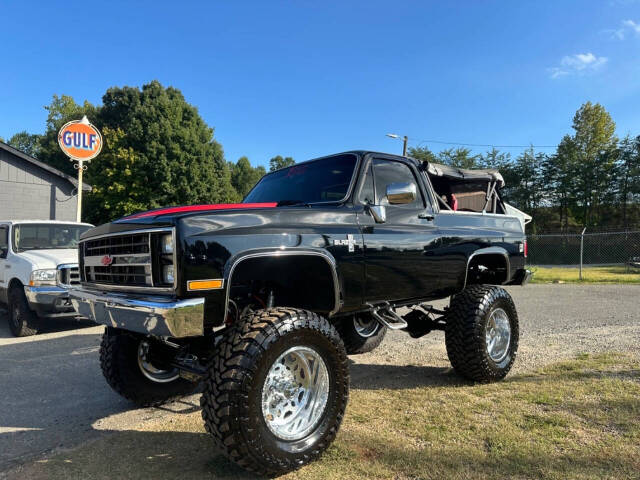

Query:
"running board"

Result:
[[370, 304, 408, 330]]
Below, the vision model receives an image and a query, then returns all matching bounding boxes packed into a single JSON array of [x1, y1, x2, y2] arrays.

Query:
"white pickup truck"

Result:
[[0, 220, 93, 336]]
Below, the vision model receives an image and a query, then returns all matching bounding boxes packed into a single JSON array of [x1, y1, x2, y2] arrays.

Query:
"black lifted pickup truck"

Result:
[[70, 151, 531, 475]]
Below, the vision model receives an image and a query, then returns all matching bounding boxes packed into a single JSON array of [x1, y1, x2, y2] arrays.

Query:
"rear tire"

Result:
[[8, 287, 38, 337], [337, 313, 387, 355], [200, 307, 349, 476], [99, 327, 196, 407], [445, 285, 519, 382]]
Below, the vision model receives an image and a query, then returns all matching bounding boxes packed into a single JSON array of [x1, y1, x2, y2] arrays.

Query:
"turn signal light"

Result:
[[187, 279, 224, 291]]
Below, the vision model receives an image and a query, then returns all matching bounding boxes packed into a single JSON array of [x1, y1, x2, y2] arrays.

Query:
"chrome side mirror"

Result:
[[386, 182, 416, 205], [368, 204, 386, 223]]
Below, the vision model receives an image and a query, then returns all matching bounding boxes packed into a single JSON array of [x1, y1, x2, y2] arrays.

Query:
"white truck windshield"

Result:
[[13, 224, 91, 252]]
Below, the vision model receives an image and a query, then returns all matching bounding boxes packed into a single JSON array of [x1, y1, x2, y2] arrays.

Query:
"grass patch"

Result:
[[12, 353, 640, 480], [290, 352, 640, 480], [530, 265, 640, 284]]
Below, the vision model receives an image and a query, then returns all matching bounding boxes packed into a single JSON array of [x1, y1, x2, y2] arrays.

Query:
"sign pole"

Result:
[[76, 159, 84, 222]]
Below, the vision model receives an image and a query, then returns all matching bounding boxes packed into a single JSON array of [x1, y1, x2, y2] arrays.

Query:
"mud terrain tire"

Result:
[[445, 285, 519, 382], [200, 307, 349, 476], [100, 327, 196, 406]]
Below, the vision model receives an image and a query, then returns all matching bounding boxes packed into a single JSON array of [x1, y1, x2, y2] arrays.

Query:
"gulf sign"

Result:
[[58, 116, 102, 161]]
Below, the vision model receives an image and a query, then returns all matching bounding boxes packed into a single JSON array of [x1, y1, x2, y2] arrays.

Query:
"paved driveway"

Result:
[[0, 284, 638, 475]]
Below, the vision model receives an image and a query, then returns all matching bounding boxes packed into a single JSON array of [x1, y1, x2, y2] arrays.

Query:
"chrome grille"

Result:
[[58, 265, 80, 286], [79, 229, 175, 292], [85, 233, 150, 256], [89, 265, 150, 286], [82, 232, 153, 288]]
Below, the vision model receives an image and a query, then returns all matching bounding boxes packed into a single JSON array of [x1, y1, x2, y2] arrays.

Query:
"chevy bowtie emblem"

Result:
[[101, 255, 114, 266], [333, 234, 355, 252]]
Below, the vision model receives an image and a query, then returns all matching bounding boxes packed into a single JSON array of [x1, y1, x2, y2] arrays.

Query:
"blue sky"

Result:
[[1, 1, 639, 168]]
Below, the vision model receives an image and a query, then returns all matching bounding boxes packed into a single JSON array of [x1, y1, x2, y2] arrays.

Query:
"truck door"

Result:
[[0, 225, 8, 302], [356, 157, 442, 303]]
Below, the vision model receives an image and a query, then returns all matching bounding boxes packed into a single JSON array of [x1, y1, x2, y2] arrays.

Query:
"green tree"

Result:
[[36, 81, 237, 224], [511, 148, 546, 212], [230, 156, 266, 198], [565, 102, 618, 227], [269, 155, 295, 171], [437, 147, 480, 169], [84, 127, 150, 219], [616, 135, 640, 228], [407, 146, 438, 163], [480, 148, 511, 170], [546, 136, 579, 231], [90, 81, 235, 222], [7, 131, 42, 157]]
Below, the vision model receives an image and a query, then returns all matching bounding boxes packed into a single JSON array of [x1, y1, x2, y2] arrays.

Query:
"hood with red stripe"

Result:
[[81, 202, 279, 239], [117, 202, 278, 221]]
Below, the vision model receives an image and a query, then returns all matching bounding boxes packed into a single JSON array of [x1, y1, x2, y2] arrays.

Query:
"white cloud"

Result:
[[622, 19, 640, 32], [606, 19, 640, 40], [549, 53, 608, 79]]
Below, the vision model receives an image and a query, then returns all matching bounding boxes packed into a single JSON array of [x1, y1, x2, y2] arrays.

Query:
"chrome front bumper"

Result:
[[24, 286, 69, 305], [69, 288, 205, 338], [24, 286, 78, 317]]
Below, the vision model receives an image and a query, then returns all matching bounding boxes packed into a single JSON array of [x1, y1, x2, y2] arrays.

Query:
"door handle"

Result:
[[418, 213, 434, 221]]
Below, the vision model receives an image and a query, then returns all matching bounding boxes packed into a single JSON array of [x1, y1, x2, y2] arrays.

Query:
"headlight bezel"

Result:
[[30, 269, 58, 286], [152, 230, 176, 289]]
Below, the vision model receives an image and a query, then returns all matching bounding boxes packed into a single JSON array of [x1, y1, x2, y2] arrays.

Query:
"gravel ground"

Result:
[[348, 284, 640, 389], [1, 284, 639, 477]]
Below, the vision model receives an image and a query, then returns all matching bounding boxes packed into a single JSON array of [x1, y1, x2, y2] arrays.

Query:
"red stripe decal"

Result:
[[122, 203, 278, 219]]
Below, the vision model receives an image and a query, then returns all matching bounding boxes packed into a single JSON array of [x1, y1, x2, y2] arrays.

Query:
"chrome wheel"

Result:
[[137, 341, 180, 383], [261, 346, 330, 441], [485, 308, 511, 363], [353, 315, 378, 338]]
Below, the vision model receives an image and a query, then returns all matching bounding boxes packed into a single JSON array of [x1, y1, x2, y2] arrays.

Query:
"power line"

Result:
[[411, 137, 558, 149]]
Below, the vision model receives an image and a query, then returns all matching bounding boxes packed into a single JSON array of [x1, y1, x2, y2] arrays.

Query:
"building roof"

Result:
[[0, 220, 93, 226], [0, 140, 92, 191]]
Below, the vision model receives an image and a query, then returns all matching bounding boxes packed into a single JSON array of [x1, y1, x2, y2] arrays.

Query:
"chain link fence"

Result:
[[526, 230, 640, 282], [527, 230, 640, 267]]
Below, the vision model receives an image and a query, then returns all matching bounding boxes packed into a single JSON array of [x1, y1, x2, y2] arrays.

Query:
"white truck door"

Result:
[[0, 224, 9, 297]]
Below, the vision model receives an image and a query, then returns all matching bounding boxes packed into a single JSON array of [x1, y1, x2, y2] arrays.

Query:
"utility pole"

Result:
[[386, 133, 409, 156]]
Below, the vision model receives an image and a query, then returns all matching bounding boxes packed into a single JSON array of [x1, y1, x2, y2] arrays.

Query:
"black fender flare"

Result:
[[222, 247, 342, 320], [463, 246, 511, 289]]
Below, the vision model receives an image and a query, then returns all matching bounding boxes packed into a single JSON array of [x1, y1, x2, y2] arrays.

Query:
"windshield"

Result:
[[244, 154, 358, 204], [13, 224, 91, 252]]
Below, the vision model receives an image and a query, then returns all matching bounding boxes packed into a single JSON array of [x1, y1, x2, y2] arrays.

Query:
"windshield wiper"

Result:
[[277, 200, 312, 207]]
